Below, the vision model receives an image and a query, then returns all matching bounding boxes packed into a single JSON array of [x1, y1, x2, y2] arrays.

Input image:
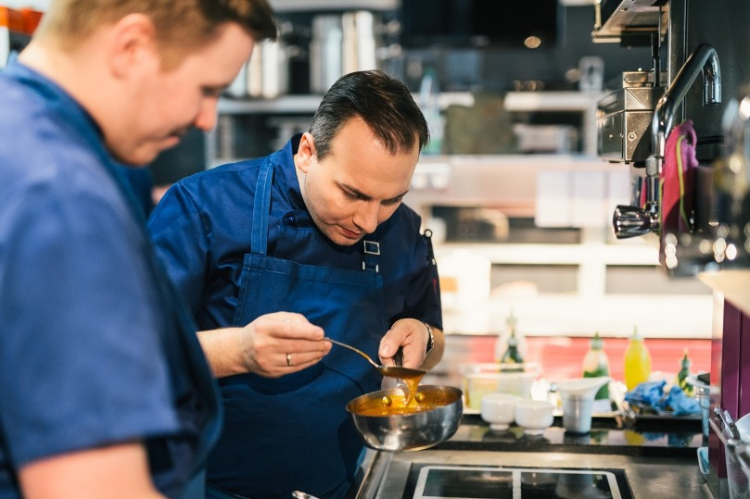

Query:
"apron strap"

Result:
[[250, 158, 275, 255], [423, 228, 437, 266]]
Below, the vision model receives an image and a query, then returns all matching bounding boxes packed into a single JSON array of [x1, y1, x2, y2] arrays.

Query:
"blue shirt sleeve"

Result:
[[389, 213, 443, 331], [148, 182, 210, 316], [0, 172, 178, 467], [410, 231, 443, 330]]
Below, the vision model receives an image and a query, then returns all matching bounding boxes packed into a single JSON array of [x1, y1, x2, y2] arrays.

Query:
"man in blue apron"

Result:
[[149, 70, 445, 499], [0, 2, 277, 498]]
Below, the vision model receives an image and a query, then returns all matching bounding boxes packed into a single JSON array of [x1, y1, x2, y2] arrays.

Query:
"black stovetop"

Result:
[[402, 464, 633, 499]]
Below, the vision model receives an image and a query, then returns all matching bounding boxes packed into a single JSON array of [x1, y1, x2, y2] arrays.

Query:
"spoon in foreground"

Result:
[[322, 337, 426, 379]]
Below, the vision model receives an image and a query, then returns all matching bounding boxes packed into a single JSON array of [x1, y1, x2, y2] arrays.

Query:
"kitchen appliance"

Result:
[[610, 43, 721, 242], [354, 451, 641, 499], [597, 71, 666, 164], [409, 465, 627, 499]]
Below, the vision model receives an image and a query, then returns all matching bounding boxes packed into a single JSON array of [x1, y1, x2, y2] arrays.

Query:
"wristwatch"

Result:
[[423, 322, 434, 354]]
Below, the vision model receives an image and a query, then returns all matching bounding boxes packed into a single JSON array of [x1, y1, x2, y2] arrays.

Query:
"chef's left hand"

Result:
[[378, 318, 441, 371]]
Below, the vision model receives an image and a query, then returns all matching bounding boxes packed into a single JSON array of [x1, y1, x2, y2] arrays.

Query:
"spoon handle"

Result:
[[323, 337, 380, 369]]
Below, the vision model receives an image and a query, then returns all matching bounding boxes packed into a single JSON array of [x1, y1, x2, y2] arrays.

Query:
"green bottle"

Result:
[[582, 333, 610, 400], [501, 329, 524, 369], [676, 349, 694, 396]]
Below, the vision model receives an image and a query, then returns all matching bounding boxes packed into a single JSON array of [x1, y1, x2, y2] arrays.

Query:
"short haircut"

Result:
[[36, 0, 277, 65], [309, 70, 430, 161]]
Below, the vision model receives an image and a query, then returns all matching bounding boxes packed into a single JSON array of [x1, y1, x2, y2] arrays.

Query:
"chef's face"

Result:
[[295, 117, 419, 247], [108, 22, 254, 166]]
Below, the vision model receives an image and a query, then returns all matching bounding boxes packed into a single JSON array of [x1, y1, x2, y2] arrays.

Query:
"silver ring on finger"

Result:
[[286, 353, 293, 367]]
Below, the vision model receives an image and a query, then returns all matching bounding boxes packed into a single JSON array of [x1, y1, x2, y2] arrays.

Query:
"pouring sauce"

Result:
[[401, 371, 425, 408], [353, 385, 458, 416]]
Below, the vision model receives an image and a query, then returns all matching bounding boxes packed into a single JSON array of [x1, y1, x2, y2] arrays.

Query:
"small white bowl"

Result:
[[515, 399, 555, 435], [481, 393, 521, 431]]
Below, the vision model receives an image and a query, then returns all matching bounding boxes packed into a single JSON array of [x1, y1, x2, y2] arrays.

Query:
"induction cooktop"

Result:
[[405, 464, 633, 499]]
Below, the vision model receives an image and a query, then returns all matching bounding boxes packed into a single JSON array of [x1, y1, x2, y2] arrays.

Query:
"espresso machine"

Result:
[[592, 0, 750, 496]]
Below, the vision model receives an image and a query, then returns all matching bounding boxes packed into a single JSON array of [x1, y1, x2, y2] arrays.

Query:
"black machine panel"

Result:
[[680, 0, 750, 160]]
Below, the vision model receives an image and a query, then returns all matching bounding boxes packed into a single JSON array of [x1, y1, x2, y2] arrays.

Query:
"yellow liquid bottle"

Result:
[[623, 327, 651, 391]]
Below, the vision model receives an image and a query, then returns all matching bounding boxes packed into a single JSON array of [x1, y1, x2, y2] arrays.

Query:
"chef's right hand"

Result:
[[239, 312, 330, 378]]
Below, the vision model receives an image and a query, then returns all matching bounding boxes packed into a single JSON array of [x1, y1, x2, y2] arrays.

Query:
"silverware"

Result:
[[714, 407, 741, 440], [609, 380, 636, 429], [322, 337, 426, 379]]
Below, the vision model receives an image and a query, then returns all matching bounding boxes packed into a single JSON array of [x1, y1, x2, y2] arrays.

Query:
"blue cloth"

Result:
[[660, 385, 701, 416], [624, 380, 667, 407], [0, 60, 221, 499], [624, 380, 700, 416], [149, 136, 442, 498]]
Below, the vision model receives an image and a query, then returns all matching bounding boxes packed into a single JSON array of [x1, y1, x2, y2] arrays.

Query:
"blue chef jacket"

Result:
[[149, 135, 442, 498], [0, 60, 222, 499]]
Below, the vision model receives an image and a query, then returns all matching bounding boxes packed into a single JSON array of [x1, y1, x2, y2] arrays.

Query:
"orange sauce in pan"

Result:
[[353, 389, 454, 416]]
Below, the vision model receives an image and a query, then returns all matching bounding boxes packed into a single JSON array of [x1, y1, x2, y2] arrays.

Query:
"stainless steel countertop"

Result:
[[353, 448, 710, 498]]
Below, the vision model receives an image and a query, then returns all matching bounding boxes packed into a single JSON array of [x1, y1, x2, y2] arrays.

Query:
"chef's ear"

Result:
[[108, 13, 158, 79], [295, 132, 316, 174]]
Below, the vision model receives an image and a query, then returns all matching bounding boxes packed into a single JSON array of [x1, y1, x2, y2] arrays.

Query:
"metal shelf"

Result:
[[217, 92, 474, 115], [270, 0, 397, 12], [218, 95, 323, 114]]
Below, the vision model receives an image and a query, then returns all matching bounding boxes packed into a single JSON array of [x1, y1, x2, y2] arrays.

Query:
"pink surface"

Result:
[[463, 335, 711, 382]]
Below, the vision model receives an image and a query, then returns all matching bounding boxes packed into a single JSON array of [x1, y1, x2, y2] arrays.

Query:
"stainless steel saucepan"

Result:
[[346, 385, 463, 452]]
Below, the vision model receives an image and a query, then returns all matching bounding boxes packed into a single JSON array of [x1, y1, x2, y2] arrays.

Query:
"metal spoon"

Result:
[[322, 337, 426, 379], [292, 491, 320, 499]]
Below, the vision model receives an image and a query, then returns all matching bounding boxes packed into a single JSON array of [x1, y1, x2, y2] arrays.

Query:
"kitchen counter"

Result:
[[351, 415, 709, 498], [440, 413, 703, 458]]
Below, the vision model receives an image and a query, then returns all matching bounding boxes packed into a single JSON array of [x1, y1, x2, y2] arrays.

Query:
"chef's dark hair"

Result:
[[309, 70, 429, 161]]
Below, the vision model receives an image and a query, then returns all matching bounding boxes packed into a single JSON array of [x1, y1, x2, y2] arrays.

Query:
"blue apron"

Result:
[[206, 157, 385, 499]]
